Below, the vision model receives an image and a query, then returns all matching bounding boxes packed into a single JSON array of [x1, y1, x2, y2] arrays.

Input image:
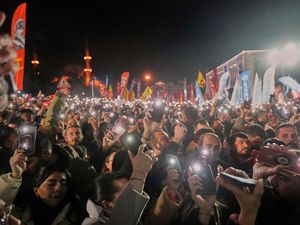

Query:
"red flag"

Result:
[[120, 72, 129, 98], [11, 3, 26, 90]]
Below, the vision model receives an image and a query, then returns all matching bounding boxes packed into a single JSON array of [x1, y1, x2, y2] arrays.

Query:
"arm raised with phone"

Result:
[[218, 167, 264, 225]]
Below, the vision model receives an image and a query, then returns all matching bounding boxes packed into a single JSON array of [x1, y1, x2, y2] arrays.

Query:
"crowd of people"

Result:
[[1, 11, 300, 225]]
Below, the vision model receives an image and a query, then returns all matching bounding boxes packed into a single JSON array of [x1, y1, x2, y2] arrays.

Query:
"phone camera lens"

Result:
[[276, 155, 290, 166]]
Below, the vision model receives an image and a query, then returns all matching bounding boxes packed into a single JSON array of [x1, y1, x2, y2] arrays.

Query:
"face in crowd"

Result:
[[276, 125, 298, 149], [234, 136, 251, 158], [268, 170, 300, 203], [150, 130, 169, 156], [34, 170, 67, 207], [197, 133, 221, 164], [64, 126, 83, 146]]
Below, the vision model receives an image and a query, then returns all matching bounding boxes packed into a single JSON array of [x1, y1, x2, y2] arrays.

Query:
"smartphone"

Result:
[[112, 125, 126, 142], [256, 146, 300, 176], [151, 100, 166, 122], [17, 124, 37, 155], [166, 154, 182, 173], [123, 133, 148, 156], [220, 172, 256, 191], [191, 163, 217, 195]]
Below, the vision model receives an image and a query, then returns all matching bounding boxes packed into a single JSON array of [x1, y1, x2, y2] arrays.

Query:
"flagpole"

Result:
[[91, 77, 95, 98]]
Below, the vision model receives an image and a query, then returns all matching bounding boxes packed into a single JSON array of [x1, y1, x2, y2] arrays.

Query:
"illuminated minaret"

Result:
[[84, 41, 92, 86]]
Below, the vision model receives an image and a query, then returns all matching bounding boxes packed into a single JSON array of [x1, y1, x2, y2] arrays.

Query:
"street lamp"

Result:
[[145, 74, 151, 86]]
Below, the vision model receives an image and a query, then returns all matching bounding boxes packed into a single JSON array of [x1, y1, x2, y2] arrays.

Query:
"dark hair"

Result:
[[183, 106, 198, 123], [196, 119, 209, 127], [275, 123, 297, 136], [194, 128, 215, 142], [35, 132, 52, 156], [228, 132, 248, 149], [112, 151, 129, 172], [246, 125, 267, 139], [33, 163, 71, 188], [90, 172, 129, 205]]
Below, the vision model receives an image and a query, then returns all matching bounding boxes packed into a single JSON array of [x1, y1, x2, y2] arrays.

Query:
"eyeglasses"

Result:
[[0, 204, 13, 225]]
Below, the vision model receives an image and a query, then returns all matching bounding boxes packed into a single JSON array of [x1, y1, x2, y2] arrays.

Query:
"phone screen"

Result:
[[123, 133, 144, 156], [151, 101, 166, 122], [18, 124, 37, 155], [112, 125, 126, 141], [191, 164, 217, 195], [166, 154, 182, 173]]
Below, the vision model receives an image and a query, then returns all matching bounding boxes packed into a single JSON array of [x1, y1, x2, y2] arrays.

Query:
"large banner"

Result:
[[217, 71, 230, 99], [11, 3, 27, 90], [230, 77, 242, 107], [240, 70, 251, 101], [262, 66, 276, 103], [252, 73, 262, 107]]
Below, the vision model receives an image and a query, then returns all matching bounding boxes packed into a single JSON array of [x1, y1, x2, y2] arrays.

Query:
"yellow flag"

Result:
[[108, 84, 113, 99], [141, 86, 152, 100], [197, 71, 206, 89]]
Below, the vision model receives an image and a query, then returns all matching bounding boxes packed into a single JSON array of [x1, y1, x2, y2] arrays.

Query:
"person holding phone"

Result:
[[82, 145, 157, 225], [144, 164, 217, 225]]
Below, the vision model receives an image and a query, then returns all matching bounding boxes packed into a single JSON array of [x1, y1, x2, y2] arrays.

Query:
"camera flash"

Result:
[[192, 164, 201, 172], [22, 126, 29, 133], [129, 118, 134, 124], [201, 149, 209, 156], [169, 158, 176, 165], [126, 135, 134, 143]]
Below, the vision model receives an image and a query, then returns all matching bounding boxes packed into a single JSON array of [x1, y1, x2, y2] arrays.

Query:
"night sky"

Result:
[[1, 0, 300, 93]]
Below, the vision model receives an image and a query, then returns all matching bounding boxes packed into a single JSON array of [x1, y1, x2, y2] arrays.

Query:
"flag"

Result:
[[239, 70, 251, 101], [195, 80, 205, 105], [197, 71, 206, 90], [120, 72, 130, 98], [11, 3, 26, 90], [262, 66, 276, 103], [190, 83, 195, 103], [141, 86, 153, 101], [108, 84, 113, 99], [105, 74, 109, 89], [217, 71, 230, 99], [183, 76, 187, 101], [211, 69, 219, 92], [116, 82, 121, 96], [137, 79, 141, 98], [252, 73, 262, 107], [278, 76, 300, 93], [230, 77, 243, 107]]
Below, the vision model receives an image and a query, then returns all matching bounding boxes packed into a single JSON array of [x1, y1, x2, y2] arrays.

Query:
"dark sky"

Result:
[[1, 0, 300, 90]]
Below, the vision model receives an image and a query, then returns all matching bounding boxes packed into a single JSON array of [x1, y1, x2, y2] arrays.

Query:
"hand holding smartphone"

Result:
[[256, 145, 300, 176], [190, 163, 217, 195], [17, 124, 37, 156], [151, 100, 166, 122], [166, 154, 182, 173], [123, 133, 149, 156]]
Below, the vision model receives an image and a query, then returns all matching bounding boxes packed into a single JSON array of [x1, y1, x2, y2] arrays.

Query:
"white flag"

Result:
[[230, 78, 242, 107], [252, 73, 262, 107], [262, 66, 276, 103]]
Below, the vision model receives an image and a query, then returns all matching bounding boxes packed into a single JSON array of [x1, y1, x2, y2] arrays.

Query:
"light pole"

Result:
[[145, 74, 151, 86]]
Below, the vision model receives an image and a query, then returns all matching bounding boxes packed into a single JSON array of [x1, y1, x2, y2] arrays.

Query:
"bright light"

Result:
[[169, 158, 176, 165], [282, 44, 300, 66], [145, 74, 151, 80], [268, 43, 300, 66], [192, 164, 201, 172]]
